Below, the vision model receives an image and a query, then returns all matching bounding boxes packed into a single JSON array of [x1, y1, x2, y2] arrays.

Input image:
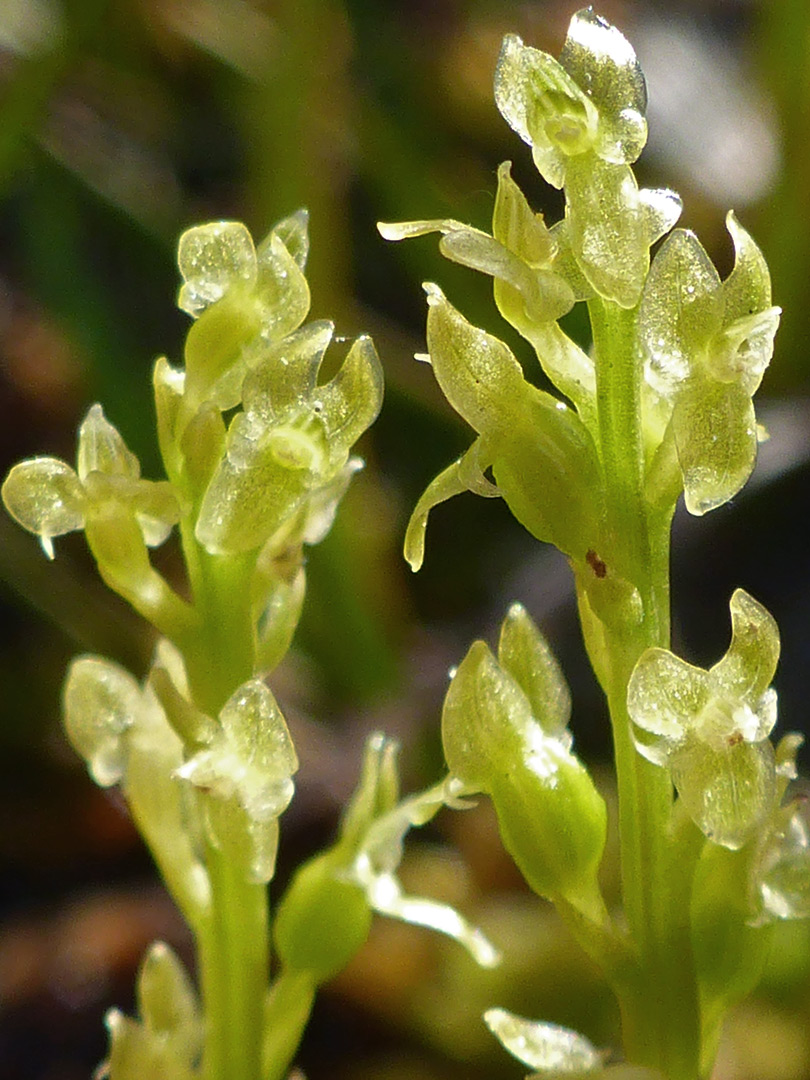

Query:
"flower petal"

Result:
[[484, 1007, 601, 1074], [710, 589, 780, 707], [672, 380, 757, 515], [1, 457, 85, 558], [627, 647, 710, 744], [63, 656, 142, 786], [639, 229, 722, 397], [564, 157, 648, 308], [670, 734, 775, 850], [560, 8, 647, 164], [497, 602, 572, 742], [177, 221, 257, 317]]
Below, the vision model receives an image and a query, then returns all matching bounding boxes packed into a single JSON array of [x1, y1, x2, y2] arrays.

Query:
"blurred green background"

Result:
[[2, 0, 810, 1077]]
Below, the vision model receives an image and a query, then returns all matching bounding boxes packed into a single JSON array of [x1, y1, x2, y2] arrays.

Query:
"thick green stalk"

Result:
[[262, 970, 317, 1080], [176, 518, 270, 1080], [586, 297, 702, 1080]]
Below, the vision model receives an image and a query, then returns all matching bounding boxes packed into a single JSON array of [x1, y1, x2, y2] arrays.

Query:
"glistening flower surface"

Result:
[[627, 589, 780, 849]]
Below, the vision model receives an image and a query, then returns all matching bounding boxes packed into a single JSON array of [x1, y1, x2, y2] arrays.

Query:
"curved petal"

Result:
[[639, 229, 722, 398], [241, 321, 335, 423], [627, 647, 710, 741], [253, 231, 311, 340], [721, 211, 774, 326], [1, 457, 85, 558], [492, 162, 555, 266], [319, 334, 384, 456], [63, 655, 142, 786], [177, 221, 257, 317], [710, 589, 780, 706], [404, 438, 498, 572]]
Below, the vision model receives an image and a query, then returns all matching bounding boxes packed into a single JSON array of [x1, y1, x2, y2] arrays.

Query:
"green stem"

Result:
[[586, 297, 701, 1080], [262, 970, 317, 1080], [198, 844, 270, 1080], [176, 519, 270, 1080]]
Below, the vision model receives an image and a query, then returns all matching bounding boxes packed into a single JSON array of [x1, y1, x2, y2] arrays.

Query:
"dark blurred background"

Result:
[[2, 1, 810, 1077]]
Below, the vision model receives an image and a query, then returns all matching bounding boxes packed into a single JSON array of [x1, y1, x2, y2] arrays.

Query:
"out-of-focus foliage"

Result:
[[2, 2, 810, 1080]]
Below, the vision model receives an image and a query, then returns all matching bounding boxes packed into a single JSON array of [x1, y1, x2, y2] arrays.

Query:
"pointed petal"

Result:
[[77, 404, 140, 482], [269, 208, 309, 270], [639, 229, 722, 397], [640, 187, 682, 245], [424, 283, 527, 434], [241, 320, 335, 423], [319, 334, 384, 454], [498, 603, 572, 740], [253, 231, 311, 339], [722, 212, 773, 325], [492, 162, 555, 266], [441, 640, 536, 793]]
